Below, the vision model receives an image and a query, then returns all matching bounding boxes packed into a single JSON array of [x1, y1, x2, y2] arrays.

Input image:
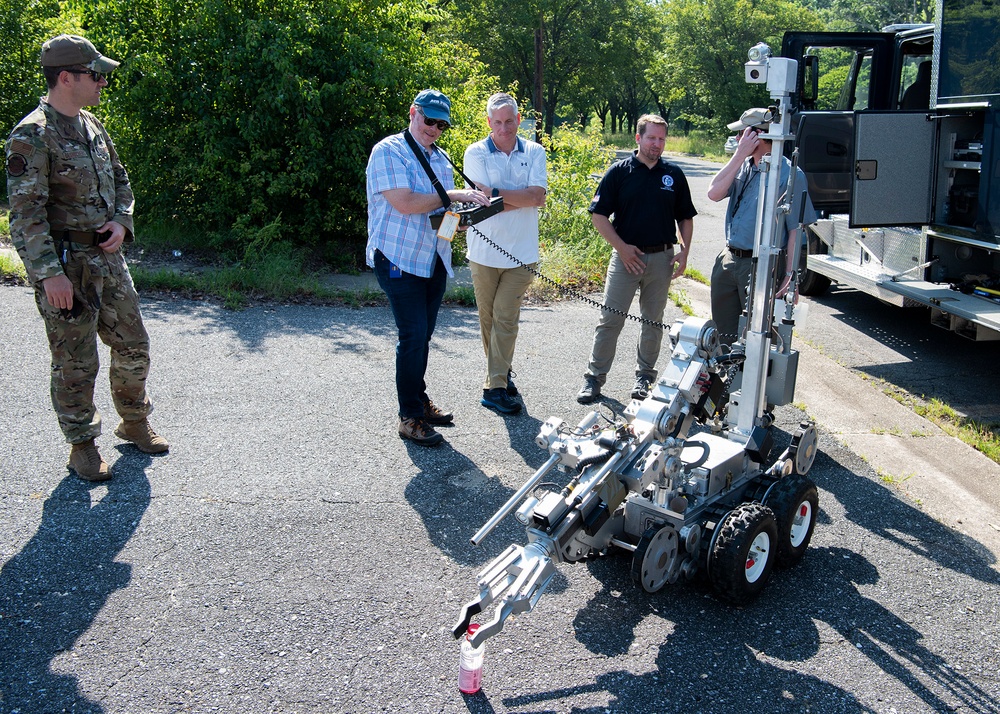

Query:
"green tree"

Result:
[[587, 0, 665, 134], [650, 0, 822, 133], [822, 0, 935, 30], [450, 0, 635, 134], [0, 0, 83, 195], [60, 0, 493, 259]]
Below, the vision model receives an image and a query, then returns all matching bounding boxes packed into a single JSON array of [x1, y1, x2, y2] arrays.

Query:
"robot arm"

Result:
[[453, 319, 729, 647]]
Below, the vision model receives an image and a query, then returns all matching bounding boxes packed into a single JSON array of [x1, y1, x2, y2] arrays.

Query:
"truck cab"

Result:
[[782, 25, 933, 215], [781, 0, 1000, 339]]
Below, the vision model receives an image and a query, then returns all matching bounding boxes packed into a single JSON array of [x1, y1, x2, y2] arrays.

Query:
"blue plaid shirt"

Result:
[[366, 132, 455, 278]]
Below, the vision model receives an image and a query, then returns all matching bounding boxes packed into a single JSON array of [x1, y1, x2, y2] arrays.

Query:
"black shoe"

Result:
[[422, 398, 454, 425], [631, 375, 653, 400], [577, 377, 602, 404], [481, 387, 522, 414], [399, 418, 444, 446], [506, 369, 518, 397]]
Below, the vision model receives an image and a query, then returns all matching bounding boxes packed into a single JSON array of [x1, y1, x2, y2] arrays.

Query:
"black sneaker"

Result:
[[577, 376, 602, 404], [481, 387, 522, 414], [506, 369, 518, 397], [399, 418, 444, 446], [631, 375, 653, 400]]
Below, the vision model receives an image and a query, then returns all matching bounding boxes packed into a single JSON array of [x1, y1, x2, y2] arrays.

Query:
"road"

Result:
[[2, 234, 1000, 713]]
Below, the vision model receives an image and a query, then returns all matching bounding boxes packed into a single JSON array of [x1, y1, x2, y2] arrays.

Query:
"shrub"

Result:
[[534, 126, 616, 297]]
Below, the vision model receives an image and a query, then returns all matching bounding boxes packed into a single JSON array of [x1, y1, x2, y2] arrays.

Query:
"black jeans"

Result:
[[373, 250, 448, 419]]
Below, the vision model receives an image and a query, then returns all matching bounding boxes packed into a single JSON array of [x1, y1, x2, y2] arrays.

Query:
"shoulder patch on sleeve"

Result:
[[6, 153, 28, 177], [9, 139, 35, 158]]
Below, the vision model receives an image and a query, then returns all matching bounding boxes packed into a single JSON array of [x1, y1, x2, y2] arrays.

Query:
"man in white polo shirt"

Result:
[[463, 93, 547, 415]]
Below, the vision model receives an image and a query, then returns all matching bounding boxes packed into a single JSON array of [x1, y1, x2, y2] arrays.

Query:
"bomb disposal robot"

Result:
[[454, 46, 820, 649]]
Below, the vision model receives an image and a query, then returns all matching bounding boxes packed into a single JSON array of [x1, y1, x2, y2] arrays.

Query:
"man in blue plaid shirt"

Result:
[[366, 89, 489, 446]]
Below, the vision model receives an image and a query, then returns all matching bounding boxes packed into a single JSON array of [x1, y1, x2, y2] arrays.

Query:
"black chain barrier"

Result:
[[467, 222, 671, 330]]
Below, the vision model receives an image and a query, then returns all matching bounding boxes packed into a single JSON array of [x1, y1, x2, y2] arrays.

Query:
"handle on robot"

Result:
[[471, 453, 561, 546], [782, 148, 807, 305]]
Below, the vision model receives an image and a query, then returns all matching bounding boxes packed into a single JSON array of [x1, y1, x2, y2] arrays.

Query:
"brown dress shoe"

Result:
[[68, 440, 112, 481], [399, 417, 444, 446], [114, 419, 170, 454], [422, 399, 454, 425]]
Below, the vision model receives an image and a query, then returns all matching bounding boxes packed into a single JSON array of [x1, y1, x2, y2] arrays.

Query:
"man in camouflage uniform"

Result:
[[5, 34, 168, 481]]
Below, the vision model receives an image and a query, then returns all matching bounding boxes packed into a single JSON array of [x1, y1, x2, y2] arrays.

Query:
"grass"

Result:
[[880, 384, 1000, 464], [876, 467, 914, 486], [445, 284, 477, 307]]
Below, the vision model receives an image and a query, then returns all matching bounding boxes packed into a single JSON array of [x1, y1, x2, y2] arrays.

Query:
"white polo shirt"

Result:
[[462, 135, 547, 269]]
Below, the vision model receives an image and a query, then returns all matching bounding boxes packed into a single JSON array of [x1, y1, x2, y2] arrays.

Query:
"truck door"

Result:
[[850, 111, 935, 227], [781, 32, 896, 215], [795, 112, 855, 214]]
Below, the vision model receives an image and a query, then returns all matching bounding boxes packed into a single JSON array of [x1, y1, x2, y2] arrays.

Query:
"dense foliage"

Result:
[[74, 0, 499, 259], [1, 0, 932, 267]]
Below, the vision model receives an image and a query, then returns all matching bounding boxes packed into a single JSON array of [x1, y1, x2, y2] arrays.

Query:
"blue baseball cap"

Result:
[[413, 89, 452, 123]]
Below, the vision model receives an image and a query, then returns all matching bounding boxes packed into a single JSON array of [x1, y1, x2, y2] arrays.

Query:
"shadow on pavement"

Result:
[[0, 450, 152, 713], [500, 443, 1000, 713]]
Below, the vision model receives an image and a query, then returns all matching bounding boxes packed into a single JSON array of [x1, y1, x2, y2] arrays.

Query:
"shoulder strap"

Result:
[[436, 143, 479, 190], [404, 129, 451, 210]]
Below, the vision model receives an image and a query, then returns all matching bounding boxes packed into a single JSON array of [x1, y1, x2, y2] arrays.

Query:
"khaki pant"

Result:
[[33, 247, 152, 444], [470, 261, 535, 390]]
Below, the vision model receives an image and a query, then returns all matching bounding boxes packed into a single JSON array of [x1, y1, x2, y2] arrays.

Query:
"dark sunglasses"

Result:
[[64, 69, 106, 82], [417, 108, 449, 131]]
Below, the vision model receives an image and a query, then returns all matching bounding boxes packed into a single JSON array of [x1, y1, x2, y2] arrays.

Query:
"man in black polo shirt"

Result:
[[577, 114, 697, 404]]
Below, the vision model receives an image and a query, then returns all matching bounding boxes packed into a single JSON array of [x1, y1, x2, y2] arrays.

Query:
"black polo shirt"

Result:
[[588, 152, 697, 249]]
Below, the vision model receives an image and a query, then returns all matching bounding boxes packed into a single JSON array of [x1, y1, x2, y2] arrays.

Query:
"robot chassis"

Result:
[[453, 45, 821, 649]]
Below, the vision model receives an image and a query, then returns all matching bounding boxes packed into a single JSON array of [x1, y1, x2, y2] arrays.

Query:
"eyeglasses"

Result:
[[416, 108, 449, 131], [64, 69, 106, 83]]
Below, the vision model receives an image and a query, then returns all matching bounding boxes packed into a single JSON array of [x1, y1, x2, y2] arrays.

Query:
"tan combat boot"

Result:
[[114, 419, 170, 454], [68, 440, 112, 481]]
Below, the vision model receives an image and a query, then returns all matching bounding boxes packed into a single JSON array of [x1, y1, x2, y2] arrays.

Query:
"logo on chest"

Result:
[[661, 175, 674, 191]]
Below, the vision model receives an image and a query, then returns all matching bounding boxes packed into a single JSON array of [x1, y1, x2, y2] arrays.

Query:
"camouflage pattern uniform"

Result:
[[5, 97, 153, 444]]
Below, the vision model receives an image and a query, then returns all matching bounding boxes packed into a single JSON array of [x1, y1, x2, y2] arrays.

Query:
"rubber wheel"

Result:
[[707, 503, 778, 604], [631, 526, 680, 593], [764, 475, 819, 568], [798, 228, 832, 297]]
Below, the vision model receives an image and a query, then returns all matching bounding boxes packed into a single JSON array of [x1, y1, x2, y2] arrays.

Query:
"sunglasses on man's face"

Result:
[[417, 109, 449, 131], [64, 69, 107, 83]]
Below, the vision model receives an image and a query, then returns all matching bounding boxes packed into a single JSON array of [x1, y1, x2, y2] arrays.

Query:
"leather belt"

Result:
[[727, 246, 753, 258], [59, 229, 105, 246], [640, 244, 668, 254]]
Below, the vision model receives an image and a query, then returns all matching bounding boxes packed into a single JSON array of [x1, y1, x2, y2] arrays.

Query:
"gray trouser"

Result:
[[710, 248, 754, 343], [585, 248, 674, 384]]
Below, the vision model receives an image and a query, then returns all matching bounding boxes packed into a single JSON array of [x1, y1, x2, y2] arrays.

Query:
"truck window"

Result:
[[898, 56, 932, 109], [850, 54, 874, 110], [802, 46, 856, 110]]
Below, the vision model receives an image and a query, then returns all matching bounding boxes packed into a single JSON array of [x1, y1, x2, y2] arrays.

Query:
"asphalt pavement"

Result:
[[2, 271, 999, 713]]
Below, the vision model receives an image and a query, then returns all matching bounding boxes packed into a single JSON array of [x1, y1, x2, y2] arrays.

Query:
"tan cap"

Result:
[[40, 34, 120, 72], [727, 107, 774, 132]]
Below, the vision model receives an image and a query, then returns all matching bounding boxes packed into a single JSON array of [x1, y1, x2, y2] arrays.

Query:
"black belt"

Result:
[[727, 246, 753, 258], [640, 244, 670, 254], [59, 230, 105, 246]]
